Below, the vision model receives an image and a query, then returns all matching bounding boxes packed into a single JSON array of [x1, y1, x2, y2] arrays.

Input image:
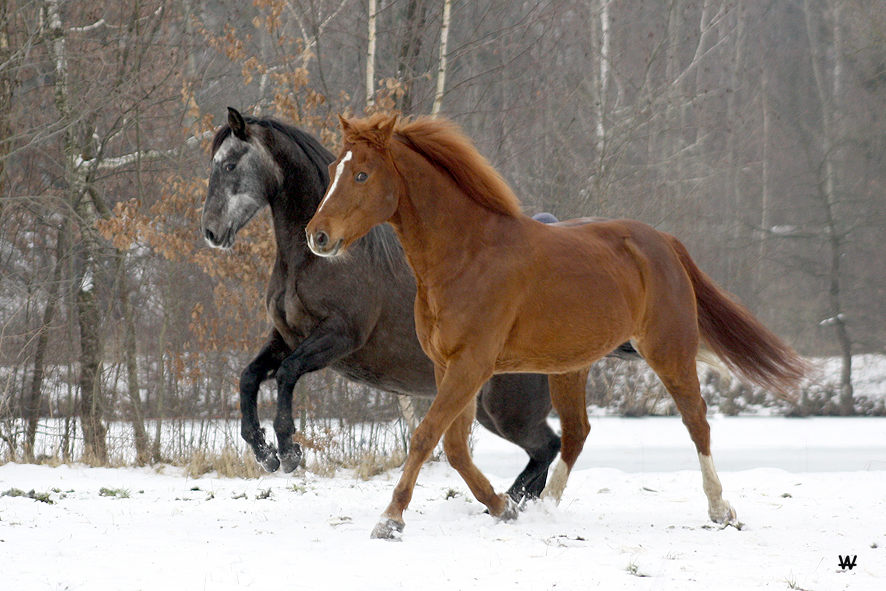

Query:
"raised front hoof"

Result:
[[370, 517, 405, 541], [279, 447, 303, 473], [709, 501, 739, 526], [258, 452, 281, 473]]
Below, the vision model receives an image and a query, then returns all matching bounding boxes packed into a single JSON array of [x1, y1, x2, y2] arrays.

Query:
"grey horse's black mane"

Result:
[[212, 116, 332, 189], [355, 221, 405, 274]]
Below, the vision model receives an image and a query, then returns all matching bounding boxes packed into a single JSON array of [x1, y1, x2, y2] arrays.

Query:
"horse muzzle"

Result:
[[307, 229, 344, 258], [202, 225, 235, 250]]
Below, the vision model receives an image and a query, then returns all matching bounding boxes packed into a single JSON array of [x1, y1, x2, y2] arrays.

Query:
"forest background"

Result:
[[1, 0, 885, 469]]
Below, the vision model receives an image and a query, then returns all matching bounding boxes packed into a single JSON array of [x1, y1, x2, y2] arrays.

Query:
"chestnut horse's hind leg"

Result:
[[668, 379, 737, 524], [541, 369, 591, 503], [644, 351, 737, 525], [371, 356, 508, 539]]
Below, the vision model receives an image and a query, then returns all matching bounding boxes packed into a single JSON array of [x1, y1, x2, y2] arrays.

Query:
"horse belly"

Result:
[[334, 297, 438, 398], [497, 318, 631, 374]]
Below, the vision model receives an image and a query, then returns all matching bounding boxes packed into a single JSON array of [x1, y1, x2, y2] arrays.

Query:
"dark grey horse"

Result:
[[202, 108, 636, 500]]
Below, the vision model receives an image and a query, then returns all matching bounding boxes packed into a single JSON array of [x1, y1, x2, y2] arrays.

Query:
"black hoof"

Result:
[[259, 452, 281, 473], [506, 486, 529, 504], [279, 447, 303, 473], [507, 477, 545, 503]]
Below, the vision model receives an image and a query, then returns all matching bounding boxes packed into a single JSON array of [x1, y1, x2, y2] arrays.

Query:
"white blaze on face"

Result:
[[316, 151, 353, 215]]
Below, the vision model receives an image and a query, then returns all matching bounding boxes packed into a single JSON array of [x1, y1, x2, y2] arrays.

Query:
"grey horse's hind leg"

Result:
[[477, 374, 559, 501]]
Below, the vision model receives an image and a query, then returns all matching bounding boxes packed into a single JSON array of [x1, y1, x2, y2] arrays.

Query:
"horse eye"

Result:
[[224, 162, 236, 172], [355, 172, 368, 182]]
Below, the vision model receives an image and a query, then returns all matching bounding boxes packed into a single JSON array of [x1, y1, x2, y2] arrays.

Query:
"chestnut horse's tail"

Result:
[[668, 236, 810, 398]]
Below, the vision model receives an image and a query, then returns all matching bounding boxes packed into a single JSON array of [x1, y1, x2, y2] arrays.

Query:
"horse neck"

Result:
[[388, 143, 517, 280], [267, 146, 327, 264]]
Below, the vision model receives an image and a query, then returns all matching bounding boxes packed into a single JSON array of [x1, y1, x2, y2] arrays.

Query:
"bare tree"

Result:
[[366, 0, 377, 110], [431, 0, 451, 116], [0, 0, 13, 207], [394, 0, 428, 114], [802, 0, 853, 412]]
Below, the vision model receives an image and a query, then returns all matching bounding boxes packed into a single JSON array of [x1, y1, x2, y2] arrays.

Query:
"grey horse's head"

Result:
[[202, 107, 283, 249]]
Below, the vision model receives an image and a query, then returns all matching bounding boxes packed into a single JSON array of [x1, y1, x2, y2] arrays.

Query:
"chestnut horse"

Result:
[[306, 114, 808, 539]]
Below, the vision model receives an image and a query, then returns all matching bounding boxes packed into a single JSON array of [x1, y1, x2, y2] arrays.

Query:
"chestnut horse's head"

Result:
[[306, 115, 401, 258]]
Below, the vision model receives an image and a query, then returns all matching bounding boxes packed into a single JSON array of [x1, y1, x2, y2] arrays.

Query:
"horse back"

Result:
[[560, 218, 698, 318]]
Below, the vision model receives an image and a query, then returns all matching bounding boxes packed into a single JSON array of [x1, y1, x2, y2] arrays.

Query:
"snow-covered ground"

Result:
[[2, 417, 884, 590]]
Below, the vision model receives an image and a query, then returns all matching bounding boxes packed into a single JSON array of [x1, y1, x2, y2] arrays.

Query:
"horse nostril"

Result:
[[315, 231, 329, 250], [204, 228, 217, 244]]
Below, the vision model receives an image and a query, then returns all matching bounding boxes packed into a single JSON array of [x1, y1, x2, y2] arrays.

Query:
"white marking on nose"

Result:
[[317, 151, 353, 214]]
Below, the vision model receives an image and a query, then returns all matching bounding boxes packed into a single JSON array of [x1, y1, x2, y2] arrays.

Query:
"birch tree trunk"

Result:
[[431, 0, 451, 117], [366, 0, 377, 110], [758, 66, 773, 287], [594, 0, 610, 179], [44, 0, 109, 461]]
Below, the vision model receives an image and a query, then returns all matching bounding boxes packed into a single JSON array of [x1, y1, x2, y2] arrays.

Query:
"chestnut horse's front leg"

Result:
[[370, 356, 505, 539], [443, 397, 518, 520]]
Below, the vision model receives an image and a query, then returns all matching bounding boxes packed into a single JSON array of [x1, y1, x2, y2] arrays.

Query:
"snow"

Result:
[[817, 354, 886, 401], [2, 417, 885, 590]]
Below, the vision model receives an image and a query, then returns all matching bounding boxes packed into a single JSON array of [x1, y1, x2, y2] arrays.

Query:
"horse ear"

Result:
[[228, 107, 249, 141], [377, 115, 397, 145], [338, 114, 353, 138]]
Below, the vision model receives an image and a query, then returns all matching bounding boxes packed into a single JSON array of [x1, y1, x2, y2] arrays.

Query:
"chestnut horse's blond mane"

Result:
[[343, 114, 524, 218]]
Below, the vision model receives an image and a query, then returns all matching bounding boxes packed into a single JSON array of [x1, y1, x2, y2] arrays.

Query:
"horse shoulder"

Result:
[[266, 252, 354, 348]]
